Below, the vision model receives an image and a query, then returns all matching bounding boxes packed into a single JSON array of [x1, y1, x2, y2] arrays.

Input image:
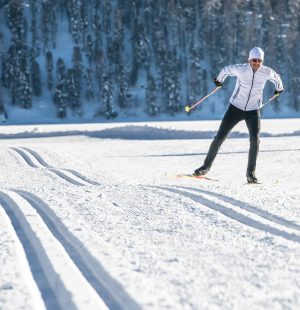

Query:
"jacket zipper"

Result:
[[245, 71, 255, 110]]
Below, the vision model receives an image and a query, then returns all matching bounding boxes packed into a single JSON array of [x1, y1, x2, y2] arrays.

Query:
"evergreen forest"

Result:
[[0, 0, 299, 120]]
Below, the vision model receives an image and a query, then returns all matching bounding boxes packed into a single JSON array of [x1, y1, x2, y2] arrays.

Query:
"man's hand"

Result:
[[274, 89, 284, 96], [214, 78, 223, 87]]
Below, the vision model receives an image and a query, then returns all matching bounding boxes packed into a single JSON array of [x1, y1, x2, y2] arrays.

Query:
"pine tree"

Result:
[[46, 51, 53, 90], [18, 56, 32, 109], [95, 48, 104, 96], [66, 0, 84, 44], [31, 59, 42, 97], [79, 2, 89, 46], [5, 1, 31, 108], [0, 84, 7, 122], [118, 64, 128, 108], [6, 1, 24, 45], [166, 72, 181, 115], [54, 58, 67, 117], [56, 58, 66, 82], [72, 46, 83, 111], [135, 22, 149, 69], [103, 0, 112, 35], [85, 68, 94, 101], [65, 68, 82, 115], [85, 34, 94, 65], [146, 74, 158, 115], [41, 0, 57, 50], [30, 1, 40, 58], [18, 74, 32, 109], [53, 79, 67, 118], [93, 14, 102, 49], [102, 73, 118, 119], [72, 46, 83, 87]]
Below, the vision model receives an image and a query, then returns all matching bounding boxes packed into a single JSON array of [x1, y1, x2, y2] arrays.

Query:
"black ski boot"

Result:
[[247, 171, 258, 184], [193, 165, 210, 176]]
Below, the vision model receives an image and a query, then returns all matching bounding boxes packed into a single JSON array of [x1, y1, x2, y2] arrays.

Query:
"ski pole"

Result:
[[260, 93, 280, 108], [185, 86, 222, 113]]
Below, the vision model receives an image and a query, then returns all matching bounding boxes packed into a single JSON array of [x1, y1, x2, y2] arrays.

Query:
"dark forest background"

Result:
[[0, 0, 299, 120]]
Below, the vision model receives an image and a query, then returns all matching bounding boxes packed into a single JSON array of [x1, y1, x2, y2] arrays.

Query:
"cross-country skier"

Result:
[[193, 47, 284, 183]]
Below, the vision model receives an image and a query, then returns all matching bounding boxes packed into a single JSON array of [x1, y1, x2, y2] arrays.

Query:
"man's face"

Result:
[[249, 58, 263, 71]]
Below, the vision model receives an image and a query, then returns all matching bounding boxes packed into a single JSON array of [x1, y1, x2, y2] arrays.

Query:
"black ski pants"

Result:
[[204, 104, 260, 174]]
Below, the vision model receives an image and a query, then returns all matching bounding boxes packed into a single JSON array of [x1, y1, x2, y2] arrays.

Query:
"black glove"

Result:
[[274, 89, 284, 96], [214, 78, 223, 87]]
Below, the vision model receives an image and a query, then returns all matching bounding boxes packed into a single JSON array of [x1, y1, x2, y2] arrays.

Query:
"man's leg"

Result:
[[245, 109, 260, 181], [194, 104, 243, 175]]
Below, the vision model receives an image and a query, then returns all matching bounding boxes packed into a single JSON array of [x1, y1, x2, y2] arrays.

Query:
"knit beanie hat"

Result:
[[248, 47, 264, 61]]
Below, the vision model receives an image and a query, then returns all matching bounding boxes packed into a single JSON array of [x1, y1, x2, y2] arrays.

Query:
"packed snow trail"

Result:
[[0, 190, 109, 309], [0, 120, 300, 309], [10, 147, 99, 186], [155, 186, 300, 242]]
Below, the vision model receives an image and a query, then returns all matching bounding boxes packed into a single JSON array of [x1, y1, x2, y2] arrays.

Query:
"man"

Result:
[[193, 47, 284, 183]]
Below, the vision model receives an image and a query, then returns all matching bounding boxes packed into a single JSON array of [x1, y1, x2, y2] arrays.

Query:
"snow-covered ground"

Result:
[[0, 118, 300, 310]]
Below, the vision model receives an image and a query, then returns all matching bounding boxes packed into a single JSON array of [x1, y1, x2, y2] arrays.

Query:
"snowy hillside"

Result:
[[1, 0, 300, 123], [0, 118, 300, 309]]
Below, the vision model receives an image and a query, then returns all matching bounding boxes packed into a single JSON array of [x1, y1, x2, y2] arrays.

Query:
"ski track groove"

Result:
[[178, 186, 300, 232], [0, 192, 68, 310], [0, 207, 48, 310], [20, 147, 100, 185], [154, 186, 300, 244], [2, 189, 140, 310], [10, 147, 99, 186], [48, 168, 88, 186], [10, 147, 38, 168], [20, 147, 51, 168]]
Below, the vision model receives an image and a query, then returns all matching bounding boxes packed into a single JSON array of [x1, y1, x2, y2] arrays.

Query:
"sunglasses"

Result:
[[251, 59, 262, 63]]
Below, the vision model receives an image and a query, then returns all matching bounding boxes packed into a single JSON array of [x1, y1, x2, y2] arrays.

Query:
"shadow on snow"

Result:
[[0, 125, 300, 140]]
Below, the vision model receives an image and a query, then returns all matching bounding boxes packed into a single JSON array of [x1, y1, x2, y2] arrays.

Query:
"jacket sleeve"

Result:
[[269, 69, 284, 91], [216, 65, 240, 83]]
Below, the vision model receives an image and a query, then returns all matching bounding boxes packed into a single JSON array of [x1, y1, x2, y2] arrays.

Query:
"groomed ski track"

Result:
[[1, 120, 300, 309]]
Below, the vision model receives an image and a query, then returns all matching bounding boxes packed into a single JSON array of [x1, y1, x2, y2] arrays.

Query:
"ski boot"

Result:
[[193, 165, 210, 176], [246, 171, 258, 184]]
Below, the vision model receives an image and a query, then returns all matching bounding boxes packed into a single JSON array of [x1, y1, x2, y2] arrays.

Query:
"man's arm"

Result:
[[269, 69, 284, 94], [215, 64, 240, 85]]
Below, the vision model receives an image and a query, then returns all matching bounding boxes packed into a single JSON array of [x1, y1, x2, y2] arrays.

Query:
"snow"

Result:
[[0, 118, 300, 309]]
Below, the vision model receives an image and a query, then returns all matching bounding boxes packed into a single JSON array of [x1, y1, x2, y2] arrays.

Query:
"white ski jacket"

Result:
[[216, 63, 284, 111]]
